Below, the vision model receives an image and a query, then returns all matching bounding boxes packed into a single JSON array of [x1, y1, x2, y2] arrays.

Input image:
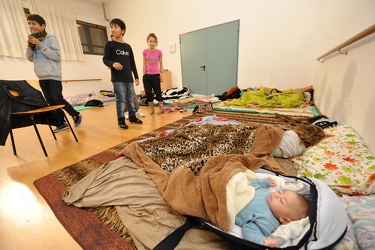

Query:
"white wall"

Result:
[[107, 0, 324, 93], [313, 1, 375, 154]]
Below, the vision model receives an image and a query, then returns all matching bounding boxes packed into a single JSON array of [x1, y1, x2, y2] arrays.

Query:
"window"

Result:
[[77, 21, 108, 55], [24, 8, 30, 16]]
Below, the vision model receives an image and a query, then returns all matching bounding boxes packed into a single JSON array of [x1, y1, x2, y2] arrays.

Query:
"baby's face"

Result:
[[268, 190, 301, 222]]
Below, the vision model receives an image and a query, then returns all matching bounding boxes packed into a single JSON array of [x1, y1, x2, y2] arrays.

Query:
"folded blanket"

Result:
[[226, 170, 257, 228]]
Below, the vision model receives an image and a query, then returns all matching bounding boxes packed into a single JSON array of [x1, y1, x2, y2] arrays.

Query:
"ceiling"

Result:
[[80, 0, 112, 6]]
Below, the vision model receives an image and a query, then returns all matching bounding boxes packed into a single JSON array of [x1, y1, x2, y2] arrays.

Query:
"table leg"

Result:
[[44, 113, 57, 140], [62, 113, 78, 142], [9, 129, 17, 155], [30, 114, 48, 156]]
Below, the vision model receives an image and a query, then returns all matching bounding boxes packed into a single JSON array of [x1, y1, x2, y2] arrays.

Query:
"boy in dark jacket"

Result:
[[103, 18, 142, 129]]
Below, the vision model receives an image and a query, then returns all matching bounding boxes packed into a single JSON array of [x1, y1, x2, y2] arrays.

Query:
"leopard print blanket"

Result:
[[137, 124, 260, 175], [28, 30, 47, 50]]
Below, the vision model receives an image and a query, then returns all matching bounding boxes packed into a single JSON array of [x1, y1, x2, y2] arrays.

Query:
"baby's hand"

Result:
[[264, 237, 278, 247], [267, 177, 276, 187]]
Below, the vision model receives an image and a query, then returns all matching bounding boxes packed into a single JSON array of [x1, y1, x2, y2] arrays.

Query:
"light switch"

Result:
[[169, 43, 176, 54]]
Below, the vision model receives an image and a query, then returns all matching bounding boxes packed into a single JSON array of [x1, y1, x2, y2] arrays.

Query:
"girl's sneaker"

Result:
[[136, 110, 145, 117]]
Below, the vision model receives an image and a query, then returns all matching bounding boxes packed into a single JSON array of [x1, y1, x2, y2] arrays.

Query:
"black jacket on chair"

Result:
[[0, 80, 51, 146]]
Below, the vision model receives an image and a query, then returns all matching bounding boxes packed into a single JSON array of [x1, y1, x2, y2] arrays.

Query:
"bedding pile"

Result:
[[164, 93, 220, 108], [65, 92, 116, 107], [61, 115, 286, 248], [62, 116, 348, 249], [119, 122, 285, 231], [211, 84, 318, 117], [224, 89, 307, 108]]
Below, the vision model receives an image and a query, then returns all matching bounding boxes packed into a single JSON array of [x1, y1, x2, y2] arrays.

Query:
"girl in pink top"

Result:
[[142, 33, 164, 115]]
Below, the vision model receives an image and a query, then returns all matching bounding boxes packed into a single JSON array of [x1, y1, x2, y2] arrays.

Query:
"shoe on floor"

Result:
[[125, 112, 129, 120], [53, 122, 69, 133], [73, 114, 82, 127], [118, 121, 128, 130], [129, 118, 143, 124], [136, 110, 145, 117]]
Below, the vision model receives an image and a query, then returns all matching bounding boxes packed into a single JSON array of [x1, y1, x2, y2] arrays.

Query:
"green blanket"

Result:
[[224, 90, 306, 108]]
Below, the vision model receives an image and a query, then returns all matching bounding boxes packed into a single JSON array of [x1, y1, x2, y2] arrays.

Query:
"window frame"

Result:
[[24, 8, 30, 15], [77, 20, 108, 55]]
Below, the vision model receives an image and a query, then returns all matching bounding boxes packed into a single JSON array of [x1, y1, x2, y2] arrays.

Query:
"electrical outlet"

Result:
[[345, 98, 354, 113]]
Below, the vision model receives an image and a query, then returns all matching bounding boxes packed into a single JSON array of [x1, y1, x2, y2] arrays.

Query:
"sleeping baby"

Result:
[[235, 176, 310, 247], [272, 124, 326, 159]]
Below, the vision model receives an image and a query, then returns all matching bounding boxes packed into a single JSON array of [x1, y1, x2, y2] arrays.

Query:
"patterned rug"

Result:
[[33, 111, 312, 249]]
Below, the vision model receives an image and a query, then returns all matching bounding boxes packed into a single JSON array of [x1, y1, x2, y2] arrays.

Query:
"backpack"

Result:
[[84, 99, 104, 107], [154, 168, 347, 250]]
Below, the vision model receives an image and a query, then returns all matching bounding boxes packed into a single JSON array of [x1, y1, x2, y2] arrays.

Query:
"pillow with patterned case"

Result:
[[293, 125, 375, 195]]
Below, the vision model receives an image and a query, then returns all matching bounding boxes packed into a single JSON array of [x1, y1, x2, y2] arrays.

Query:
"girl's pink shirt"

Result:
[[143, 49, 162, 75]]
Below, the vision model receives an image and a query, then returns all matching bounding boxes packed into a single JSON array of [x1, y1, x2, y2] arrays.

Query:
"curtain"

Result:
[[0, 0, 30, 58], [28, 0, 84, 61]]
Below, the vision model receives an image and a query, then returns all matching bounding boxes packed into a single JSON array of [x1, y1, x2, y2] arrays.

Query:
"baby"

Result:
[[272, 123, 326, 159], [235, 177, 309, 247]]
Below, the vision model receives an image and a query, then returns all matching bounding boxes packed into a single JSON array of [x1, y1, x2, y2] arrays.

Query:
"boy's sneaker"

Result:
[[73, 114, 82, 127], [125, 112, 129, 120], [136, 110, 145, 117], [53, 123, 69, 133], [129, 118, 143, 124], [118, 121, 128, 130]]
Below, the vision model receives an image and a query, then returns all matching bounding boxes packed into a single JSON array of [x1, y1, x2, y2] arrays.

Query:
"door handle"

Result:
[[200, 65, 206, 71]]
